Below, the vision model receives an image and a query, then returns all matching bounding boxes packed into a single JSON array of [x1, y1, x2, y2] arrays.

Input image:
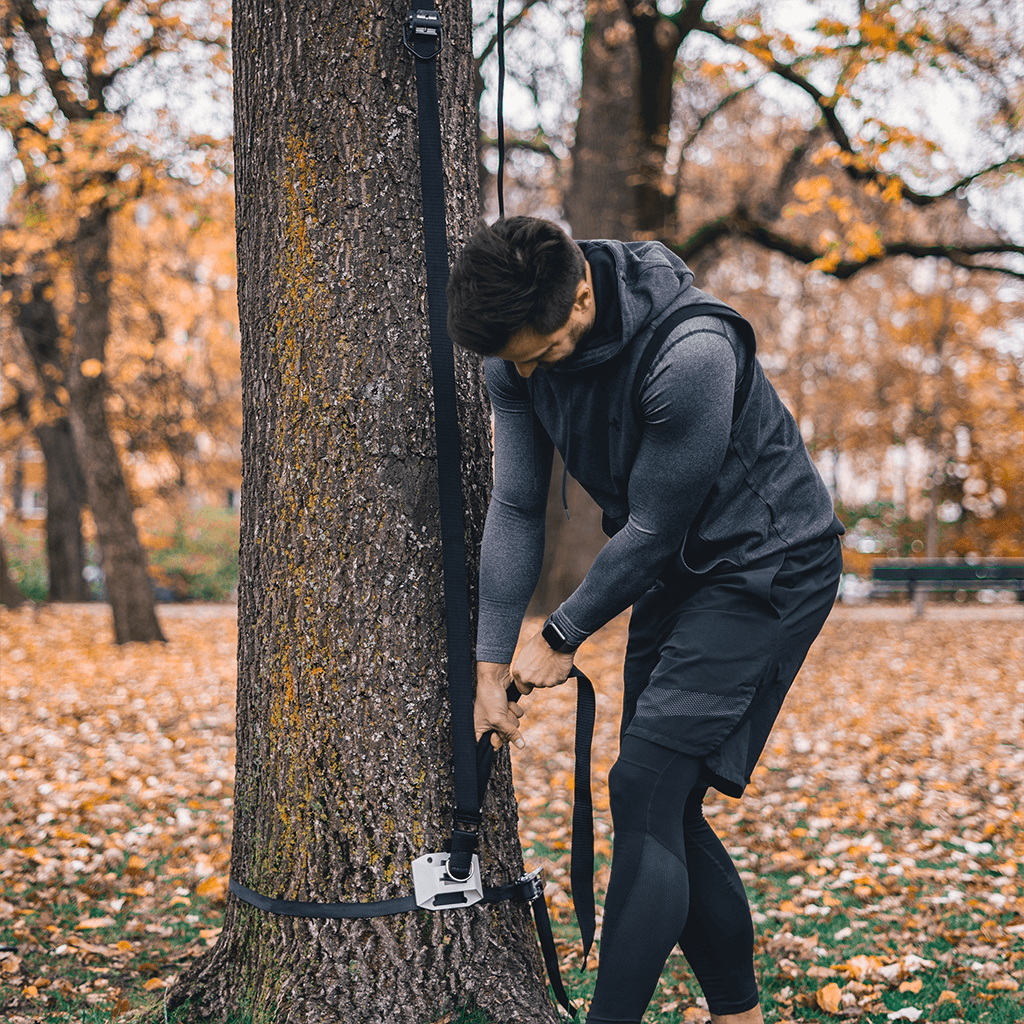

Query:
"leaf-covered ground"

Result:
[[1, 601, 1021, 1023]]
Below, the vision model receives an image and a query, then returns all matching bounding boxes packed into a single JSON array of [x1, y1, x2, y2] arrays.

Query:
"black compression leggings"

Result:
[[586, 736, 759, 1023]]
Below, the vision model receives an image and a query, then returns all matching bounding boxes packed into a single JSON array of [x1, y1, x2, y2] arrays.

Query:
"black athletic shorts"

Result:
[[621, 527, 843, 797]]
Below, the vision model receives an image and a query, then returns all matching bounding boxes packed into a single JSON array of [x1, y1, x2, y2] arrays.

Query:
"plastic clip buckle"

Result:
[[412, 852, 484, 911], [403, 9, 443, 59]]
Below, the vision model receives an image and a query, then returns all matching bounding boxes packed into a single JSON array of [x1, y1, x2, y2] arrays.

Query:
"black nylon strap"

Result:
[[230, 872, 576, 1015], [229, 874, 577, 1015], [230, 875, 545, 917], [229, 878, 420, 919], [409, 5, 480, 882], [475, 667, 597, 967], [530, 883, 574, 1012], [496, 0, 506, 217], [569, 670, 596, 963]]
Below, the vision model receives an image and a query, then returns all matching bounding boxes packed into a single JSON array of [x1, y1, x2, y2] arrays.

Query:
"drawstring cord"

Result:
[[561, 389, 572, 520]]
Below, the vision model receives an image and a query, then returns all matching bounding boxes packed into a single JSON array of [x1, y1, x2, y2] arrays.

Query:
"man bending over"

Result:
[[447, 216, 843, 1024]]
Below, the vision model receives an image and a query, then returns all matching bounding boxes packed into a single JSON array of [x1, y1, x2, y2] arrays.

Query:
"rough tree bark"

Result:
[[7, 274, 91, 602], [67, 207, 165, 642], [166, 2, 558, 1022]]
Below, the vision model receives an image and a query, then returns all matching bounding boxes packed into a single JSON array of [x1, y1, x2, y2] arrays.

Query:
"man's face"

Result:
[[494, 263, 596, 378]]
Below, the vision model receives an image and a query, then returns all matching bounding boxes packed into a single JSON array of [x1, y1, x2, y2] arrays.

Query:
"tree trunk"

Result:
[[915, 320, 949, 616], [541, 0, 650, 611], [915, 467, 939, 617], [167, 2, 558, 1022], [564, 0, 639, 240], [0, 540, 27, 609], [6, 273, 92, 601], [67, 206, 165, 642], [36, 419, 90, 601], [626, 0, 681, 236], [541, 2, 702, 611]]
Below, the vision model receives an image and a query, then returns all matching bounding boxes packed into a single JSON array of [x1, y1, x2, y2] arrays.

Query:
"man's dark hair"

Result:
[[446, 216, 587, 355]]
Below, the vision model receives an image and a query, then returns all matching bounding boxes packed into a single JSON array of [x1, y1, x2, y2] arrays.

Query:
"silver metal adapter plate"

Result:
[[411, 852, 484, 910]]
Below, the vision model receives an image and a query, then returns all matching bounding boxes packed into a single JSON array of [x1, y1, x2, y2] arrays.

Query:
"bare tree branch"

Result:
[[666, 0, 712, 38], [84, 0, 134, 108], [698, 20, 858, 152], [933, 157, 1024, 201], [673, 210, 1024, 280], [478, 130, 557, 159], [695, 18, 1023, 210], [90, 0, 132, 48], [677, 83, 757, 155], [474, 0, 546, 71], [13, 0, 92, 121]]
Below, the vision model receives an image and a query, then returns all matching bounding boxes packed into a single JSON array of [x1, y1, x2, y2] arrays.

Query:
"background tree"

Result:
[[164, 1, 558, 1022], [2, 0, 231, 641], [2, 274, 91, 601], [1, 175, 241, 603], [476, 0, 1023, 606]]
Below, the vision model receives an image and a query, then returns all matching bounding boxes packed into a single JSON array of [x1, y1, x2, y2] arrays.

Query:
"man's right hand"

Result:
[[475, 662, 526, 750]]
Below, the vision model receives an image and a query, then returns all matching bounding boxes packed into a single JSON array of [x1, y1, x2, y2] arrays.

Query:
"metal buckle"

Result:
[[516, 867, 544, 903], [411, 852, 483, 910], [403, 10, 443, 59]]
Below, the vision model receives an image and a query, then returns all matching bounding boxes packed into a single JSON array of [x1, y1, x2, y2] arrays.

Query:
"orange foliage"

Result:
[[1, 2, 238, 522]]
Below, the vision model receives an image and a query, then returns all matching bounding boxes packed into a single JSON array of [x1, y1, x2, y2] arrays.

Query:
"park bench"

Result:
[[870, 558, 1024, 602]]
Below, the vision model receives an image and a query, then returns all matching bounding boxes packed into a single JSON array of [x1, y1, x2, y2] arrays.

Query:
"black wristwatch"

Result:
[[542, 619, 579, 655]]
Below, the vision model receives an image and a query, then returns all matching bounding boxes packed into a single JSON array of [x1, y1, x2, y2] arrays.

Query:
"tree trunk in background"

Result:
[[6, 274, 91, 602], [168, 2, 557, 1022], [540, 0, 646, 612], [67, 207, 165, 642], [915, 320, 949, 616], [564, 0, 639, 240], [36, 419, 90, 602], [625, 0, 683, 236], [0, 541, 27, 609], [539, 0, 707, 611]]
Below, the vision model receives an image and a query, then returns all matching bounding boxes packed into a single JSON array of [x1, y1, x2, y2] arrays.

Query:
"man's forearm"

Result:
[[476, 498, 546, 663]]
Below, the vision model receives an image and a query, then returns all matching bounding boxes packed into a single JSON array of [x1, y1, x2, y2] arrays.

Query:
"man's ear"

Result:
[[574, 264, 593, 313]]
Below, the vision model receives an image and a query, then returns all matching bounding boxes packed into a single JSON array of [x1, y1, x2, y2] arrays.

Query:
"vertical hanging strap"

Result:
[[475, 667, 597, 965], [405, 9, 588, 1013], [569, 668, 596, 964], [496, 0, 506, 217], [405, 5, 480, 881]]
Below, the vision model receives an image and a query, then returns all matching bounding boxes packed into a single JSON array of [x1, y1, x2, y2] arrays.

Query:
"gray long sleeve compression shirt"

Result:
[[476, 316, 742, 665]]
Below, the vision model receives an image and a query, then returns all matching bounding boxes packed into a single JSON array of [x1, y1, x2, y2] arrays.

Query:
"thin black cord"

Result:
[[496, 0, 505, 218]]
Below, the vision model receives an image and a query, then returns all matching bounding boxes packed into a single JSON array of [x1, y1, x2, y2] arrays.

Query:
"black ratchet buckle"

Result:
[[404, 9, 443, 59], [515, 867, 544, 903]]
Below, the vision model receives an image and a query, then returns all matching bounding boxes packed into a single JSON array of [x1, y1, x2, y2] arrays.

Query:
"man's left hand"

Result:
[[511, 630, 575, 694]]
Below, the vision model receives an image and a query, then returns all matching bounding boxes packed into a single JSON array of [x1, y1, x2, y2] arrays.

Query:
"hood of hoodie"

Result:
[[551, 239, 696, 373]]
